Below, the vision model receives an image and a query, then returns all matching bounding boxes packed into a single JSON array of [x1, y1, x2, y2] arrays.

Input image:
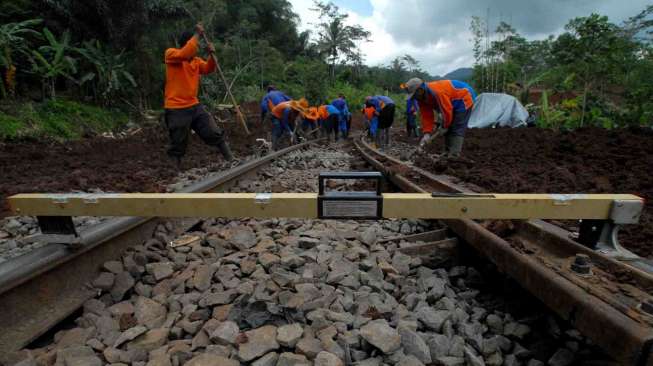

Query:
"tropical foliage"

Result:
[[469, 8, 653, 128], [0, 0, 651, 140]]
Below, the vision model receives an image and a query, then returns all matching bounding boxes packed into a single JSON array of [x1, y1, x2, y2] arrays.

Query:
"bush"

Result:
[[0, 99, 130, 140], [0, 112, 24, 139]]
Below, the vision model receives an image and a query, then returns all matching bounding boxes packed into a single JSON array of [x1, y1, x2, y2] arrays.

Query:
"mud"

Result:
[[411, 127, 653, 258], [0, 121, 267, 217]]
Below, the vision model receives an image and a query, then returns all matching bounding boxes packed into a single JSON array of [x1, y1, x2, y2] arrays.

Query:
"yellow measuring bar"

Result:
[[7, 192, 644, 223]]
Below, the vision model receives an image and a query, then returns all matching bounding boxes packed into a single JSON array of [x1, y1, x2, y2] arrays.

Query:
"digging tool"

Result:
[[200, 32, 250, 135]]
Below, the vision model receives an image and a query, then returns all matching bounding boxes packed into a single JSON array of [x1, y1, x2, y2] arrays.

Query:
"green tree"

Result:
[[312, 1, 370, 81], [28, 28, 79, 99], [76, 40, 137, 104], [552, 14, 636, 125], [0, 18, 41, 98], [623, 4, 653, 42]]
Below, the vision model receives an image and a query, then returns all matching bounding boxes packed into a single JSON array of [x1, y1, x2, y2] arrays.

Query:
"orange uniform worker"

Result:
[[363, 105, 378, 139], [318, 104, 340, 142], [270, 99, 309, 150], [402, 78, 476, 157], [164, 23, 232, 169], [301, 107, 320, 137]]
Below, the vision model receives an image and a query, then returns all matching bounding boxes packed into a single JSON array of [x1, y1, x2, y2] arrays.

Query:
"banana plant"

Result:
[[0, 18, 42, 98], [76, 40, 137, 104], [28, 28, 78, 99]]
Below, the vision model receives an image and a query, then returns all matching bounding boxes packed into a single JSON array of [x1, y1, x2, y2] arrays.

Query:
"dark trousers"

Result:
[[406, 114, 417, 137], [378, 104, 395, 129], [322, 114, 338, 141], [444, 109, 472, 157], [165, 104, 227, 158], [449, 108, 472, 137]]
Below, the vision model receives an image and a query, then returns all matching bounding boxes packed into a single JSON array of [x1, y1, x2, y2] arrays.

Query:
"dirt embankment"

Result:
[[0, 120, 268, 217], [412, 127, 653, 258]]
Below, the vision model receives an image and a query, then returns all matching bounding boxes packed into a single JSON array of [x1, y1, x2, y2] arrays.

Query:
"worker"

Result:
[[366, 95, 395, 149], [260, 85, 291, 124], [361, 106, 370, 136], [319, 103, 340, 142], [318, 104, 329, 139], [406, 97, 419, 138], [270, 98, 308, 150], [331, 94, 351, 138], [301, 107, 320, 139], [402, 78, 476, 157], [363, 102, 378, 146], [164, 23, 233, 170]]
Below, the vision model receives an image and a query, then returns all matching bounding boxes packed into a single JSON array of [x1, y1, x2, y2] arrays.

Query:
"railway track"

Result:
[[0, 140, 316, 364], [353, 137, 653, 366], [1, 137, 652, 365]]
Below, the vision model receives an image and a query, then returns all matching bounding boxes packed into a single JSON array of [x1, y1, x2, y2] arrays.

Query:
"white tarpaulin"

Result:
[[468, 93, 529, 128]]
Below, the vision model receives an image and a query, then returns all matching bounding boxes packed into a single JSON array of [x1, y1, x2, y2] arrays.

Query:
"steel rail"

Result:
[[0, 140, 316, 364], [353, 138, 653, 366]]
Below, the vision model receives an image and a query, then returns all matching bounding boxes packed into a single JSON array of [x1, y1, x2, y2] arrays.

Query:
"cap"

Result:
[[401, 77, 424, 100]]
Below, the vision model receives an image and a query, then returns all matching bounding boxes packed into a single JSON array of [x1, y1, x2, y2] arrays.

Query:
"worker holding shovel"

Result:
[[270, 98, 309, 150], [402, 78, 476, 157], [163, 23, 233, 169]]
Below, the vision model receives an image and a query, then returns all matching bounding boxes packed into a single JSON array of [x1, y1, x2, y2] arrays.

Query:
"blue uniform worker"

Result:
[[260, 88, 291, 123], [324, 104, 341, 141], [366, 95, 395, 148], [406, 97, 418, 137], [330, 96, 351, 137]]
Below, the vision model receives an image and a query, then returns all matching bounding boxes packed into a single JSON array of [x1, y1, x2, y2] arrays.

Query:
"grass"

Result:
[[0, 112, 25, 139], [0, 99, 131, 141]]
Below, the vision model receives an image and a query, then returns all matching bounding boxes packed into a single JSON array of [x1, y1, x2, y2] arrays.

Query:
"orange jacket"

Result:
[[364, 106, 375, 121], [418, 80, 475, 133], [164, 36, 216, 109], [271, 101, 292, 119], [318, 105, 329, 120]]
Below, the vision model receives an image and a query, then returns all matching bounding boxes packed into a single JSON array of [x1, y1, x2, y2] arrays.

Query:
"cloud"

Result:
[[289, 0, 650, 76]]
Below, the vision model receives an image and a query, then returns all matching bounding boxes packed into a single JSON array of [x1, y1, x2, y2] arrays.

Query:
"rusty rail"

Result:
[[354, 138, 653, 366], [0, 140, 317, 364]]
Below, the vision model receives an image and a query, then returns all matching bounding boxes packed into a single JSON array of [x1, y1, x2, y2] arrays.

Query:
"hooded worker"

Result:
[[402, 77, 476, 157], [406, 97, 419, 138], [363, 103, 378, 144], [318, 103, 341, 142], [260, 85, 291, 124], [331, 94, 351, 138], [164, 23, 233, 169], [270, 98, 309, 150], [301, 107, 320, 138], [366, 95, 395, 149]]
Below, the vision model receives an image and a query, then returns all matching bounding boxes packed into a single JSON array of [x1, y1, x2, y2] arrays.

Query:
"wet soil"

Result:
[[410, 127, 653, 258], [0, 120, 267, 217]]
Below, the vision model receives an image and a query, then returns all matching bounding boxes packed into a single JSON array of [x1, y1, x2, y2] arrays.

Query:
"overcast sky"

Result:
[[288, 0, 651, 76]]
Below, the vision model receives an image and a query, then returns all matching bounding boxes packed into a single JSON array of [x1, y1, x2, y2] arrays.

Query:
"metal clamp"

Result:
[[576, 199, 644, 259], [318, 172, 383, 219]]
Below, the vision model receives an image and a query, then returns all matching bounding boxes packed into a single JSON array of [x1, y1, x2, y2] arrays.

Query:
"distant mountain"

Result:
[[443, 67, 473, 81]]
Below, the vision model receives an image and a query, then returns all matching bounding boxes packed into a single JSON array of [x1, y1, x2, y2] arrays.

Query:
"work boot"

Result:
[[218, 141, 234, 161], [169, 156, 182, 171], [419, 133, 432, 148], [446, 135, 464, 158]]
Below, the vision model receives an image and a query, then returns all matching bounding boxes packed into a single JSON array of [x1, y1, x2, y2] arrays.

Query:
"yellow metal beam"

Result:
[[8, 193, 319, 218], [382, 193, 641, 220], [7, 192, 643, 222]]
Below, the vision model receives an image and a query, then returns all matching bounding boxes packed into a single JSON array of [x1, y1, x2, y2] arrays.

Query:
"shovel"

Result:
[[200, 32, 250, 135]]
